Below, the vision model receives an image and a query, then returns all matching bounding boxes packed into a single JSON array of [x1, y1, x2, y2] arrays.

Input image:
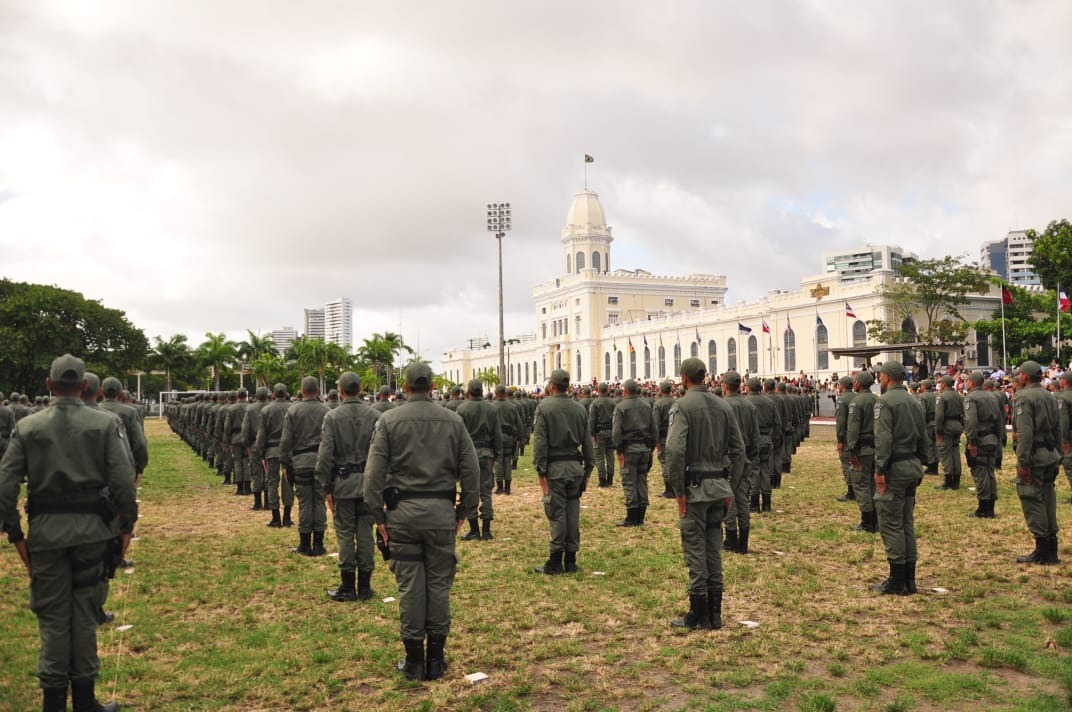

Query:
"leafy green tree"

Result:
[[474, 367, 500, 389], [866, 256, 991, 373], [151, 334, 192, 393], [0, 280, 148, 394], [974, 283, 1072, 365], [358, 335, 396, 388], [1028, 218, 1072, 292], [196, 332, 237, 390]]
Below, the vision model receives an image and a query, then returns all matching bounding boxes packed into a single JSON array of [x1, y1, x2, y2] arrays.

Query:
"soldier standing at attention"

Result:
[[934, 375, 965, 490], [280, 377, 330, 556], [746, 377, 781, 518], [255, 384, 294, 528], [316, 372, 380, 601], [364, 362, 479, 682], [1011, 361, 1062, 565], [720, 372, 757, 553], [492, 385, 523, 495], [917, 379, 939, 474], [532, 369, 594, 574], [611, 379, 657, 527], [0, 354, 137, 712], [589, 382, 616, 487], [100, 377, 148, 486], [371, 385, 395, 413], [443, 385, 464, 412], [0, 394, 13, 458], [964, 372, 1002, 519], [226, 389, 251, 496], [653, 381, 676, 499], [1057, 372, 1072, 502], [665, 358, 744, 631], [869, 361, 928, 595], [834, 376, 856, 502], [456, 380, 502, 542], [241, 386, 270, 511], [846, 372, 878, 533]]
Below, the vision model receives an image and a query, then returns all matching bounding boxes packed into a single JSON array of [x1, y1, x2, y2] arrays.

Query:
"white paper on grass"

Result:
[[116, 624, 133, 632], [465, 672, 489, 684], [932, 587, 949, 594], [592, 571, 606, 576], [328, 552, 339, 558], [123, 569, 135, 575], [772, 551, 786, 556], [382, 597, 396, 603], [739, 621, 760, 628]]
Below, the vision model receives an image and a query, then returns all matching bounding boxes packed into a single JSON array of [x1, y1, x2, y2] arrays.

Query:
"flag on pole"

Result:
[[695, 328, 701, 345], [762, 321, 771, 334], [1061, 291, 1071, 312], [643, 335, 648, 348], [816, 314, 824, 327], [1001, 286, 1014, 305], [785, 315, 793, 334], [612, 341, 617, 352], [628, 338, 635, 353], [584, 154, 594, 163], [738, 323, 752, 334], [845, 302, 856, 318], [659, 333, 664, 347]]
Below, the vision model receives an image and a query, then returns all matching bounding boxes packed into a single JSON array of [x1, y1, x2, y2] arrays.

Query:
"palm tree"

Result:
[[287, 337, 345, 393], [152, 334, 191, 393], [358, 335, 395, 388], [196, 332, 237, 390], [474, 367, 500, 389], [249, 352, 285, 388], [363, 332, 413, 391]]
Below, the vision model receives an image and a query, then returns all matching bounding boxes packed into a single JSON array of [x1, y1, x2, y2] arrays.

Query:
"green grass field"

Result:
[[1, 420, 1071, 711]]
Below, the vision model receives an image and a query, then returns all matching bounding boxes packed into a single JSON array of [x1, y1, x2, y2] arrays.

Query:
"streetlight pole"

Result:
[[487, 202, 512, 385]]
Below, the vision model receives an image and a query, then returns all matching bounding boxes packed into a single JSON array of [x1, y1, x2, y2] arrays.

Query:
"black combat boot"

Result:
[[460, 518, 481, 541], [671, 594, 711, 630], [208, 456, 215, 469], [707, 589, 724, 629], [221, 470, 230, 484], [504, 479, 511, 494], [563, 551, 578, 573], [398, 639, 426, 681], [328, 570, 358, 602], [481, 520, 494, 541], [723, 527, 739, 553], [292, 532, 312, 556], [311, 531, 327, 556], [616, 509, 639, 527], [234, 481, 243, 496], [904, 561, 918, 594], [924, 461, 939, 474], [1016, 537, 1046, 564], [869, 561, 908, 595], [636, 506, 647, 525], [989, 498, 998, 517], [750, 494, 760, 512], [968, 499, 987, 518], [426, 634, 448, 680], [357, 570, 376, 600], [837, 484, 855, 502], [772, 472, 782, 488], [251, 492, 263, 511], [71, 678, 118, 712], [761, 493, 772, 513], [951, 474, 961, 490], [738, 527, 750, 555], [935, 474, 951, 490], [495, 480, 504, 494], [282, 506, 294, 527], [1050, 535, 1060, 565], [42, 687, 67, 712], [266, 509, 282, 528], [534, 550, 563, 575]]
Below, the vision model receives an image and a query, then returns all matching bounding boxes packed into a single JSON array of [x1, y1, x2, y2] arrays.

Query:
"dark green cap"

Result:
[[747, 377, 762, 391], [102, 376, 123, 397], [622, 378, 639, 394], [966, 371, 984, 385], [256, 386, 269, 398], [495, 384, 507, 394], [1061, 371, 1072, 384], [301, 376, 319, 392], [273, 382, 287, 396], [680, 357, 705, 383], [1015, 360, 1043, 379], [550, 369, 570, 389], [467, 379, 483, 396], [337, 371, 361, 394], [881, 361, 907, 381], [49, 354, 85, 386], [405, 362, 433, 388], [855, 371, 874, 388], [721, 371, 742, 388], [940, 375, 955, 387], [660, 380, 673, 393], [838, 376, 853, 388], [379, 385, 392, 396], [83, 372, 100, 395]]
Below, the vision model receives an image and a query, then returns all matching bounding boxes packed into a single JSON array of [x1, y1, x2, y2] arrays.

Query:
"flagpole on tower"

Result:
[[584, 154, 594, 189]]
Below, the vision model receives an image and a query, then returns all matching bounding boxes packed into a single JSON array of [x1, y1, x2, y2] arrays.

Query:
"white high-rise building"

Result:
[[271, 326, 298, 355], [325, 297, 353, 349], [1005, 230, 1040, 286], [304, 308, 325, 341], [823, 245, 917, 284]]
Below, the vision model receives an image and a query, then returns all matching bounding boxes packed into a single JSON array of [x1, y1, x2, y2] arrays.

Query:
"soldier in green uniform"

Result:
[[869, 361, 928, 595], [0, 394, 14, 457], [934, 375, 965, 490], [364, 362, 480, 681], [456, 380, 502, 541], [241, 386, 270, 511], [443, 385, 464, 412], [917, 379, 939, 474], [1057, 372, 1072, 502], [653, 381, 676, 498], [371, 385, 396, 413], [316, 372, 381, 601], [0, 355, 137, 712], [847, 372, 878, 533], [99, 377, 149, 486], [834, 376, 856, 502], [1011, 361, 1062, 565], [720, 372, 757, 553], [589, 382, 616, 487], [665, 358, 744, 630], [771, 381, 795, 486], [226, 389, 251, 496], [280, 377, 330, 556], [964, 372, 1002, 518], [532, 369, 594, 574], [255, 384, 295, 528], [492, 385, 523, 495], [983, 378, 1008, 471], [611, 379, 657, 527], [746, 377, 781, 517], [325, 388, 339, 409]]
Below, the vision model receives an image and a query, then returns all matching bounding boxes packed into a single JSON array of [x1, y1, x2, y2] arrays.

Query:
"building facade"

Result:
[[442, 189, 1001, 389], [325, 297, 353, 349], [271, 326, 298, 355], [303, 308, 325, 341]]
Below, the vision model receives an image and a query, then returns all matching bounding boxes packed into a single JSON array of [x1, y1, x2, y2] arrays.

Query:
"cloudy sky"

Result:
[[2, 1, 1070, 368]]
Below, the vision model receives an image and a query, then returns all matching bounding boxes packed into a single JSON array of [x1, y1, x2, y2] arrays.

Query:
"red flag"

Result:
[[762, 321, 770, 334], [845, 302, 856, 318], [1061, 291, 1070, 312], [1001, 286, 1013, 305]]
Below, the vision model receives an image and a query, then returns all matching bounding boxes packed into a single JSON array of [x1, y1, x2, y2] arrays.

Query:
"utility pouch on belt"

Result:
[[383, 486, 401, 510], [333, 463, 364, 481], [105, 537, 123, 579]]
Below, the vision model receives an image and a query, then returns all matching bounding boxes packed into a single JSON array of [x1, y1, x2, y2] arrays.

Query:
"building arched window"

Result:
[[576, 353, 582, 381], [576, 251, 585, 272], [727, 338, 737, 371], [525, 362, 529, 384], [644, 346, 651, 379], [901, 318, 917, 366], [784, 329, 796, 372], [616, 350, 624, 380], [604, 352, 611, 381], [708, 339, 717, 374], [673, 343, 682, 375], [629, 348, 637, 378], [975, 330, 990, 367], [852, 320, 867, 368], [658, 345, 666, 378], [592, 251, 601, 273], [748, 334, 758, 373], [817, 324, 829, 371], [566, 253, 571, 274], [690, 341, 698, 358]]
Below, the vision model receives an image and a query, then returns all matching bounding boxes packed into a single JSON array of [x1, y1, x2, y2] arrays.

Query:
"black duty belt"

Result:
[[548, 453, 583, 463], [265, 440, 280, 448], [888, 452, 919, 465], [293, 446, 319, 456], [594, 425, 611, 433], [623, 439, 650, 448], [858, 437, 875, 448], [397, 490, 456, 502], [26, 499, 110, 517]]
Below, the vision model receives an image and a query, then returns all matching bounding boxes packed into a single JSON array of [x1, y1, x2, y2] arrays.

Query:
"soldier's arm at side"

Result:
[[279, 411, 294, 468], [456, 426, 480, 525], [363, 420, 389, 526], [1013, 399, 1033, 476], [105, 421, 139, 536], [533, 405, 549, 477], [664, 406, 688, 512], [314, 416, 335, 492]]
